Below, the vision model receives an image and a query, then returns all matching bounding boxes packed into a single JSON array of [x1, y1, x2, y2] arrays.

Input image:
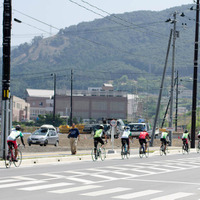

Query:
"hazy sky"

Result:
[[0, 0, 194, 46]]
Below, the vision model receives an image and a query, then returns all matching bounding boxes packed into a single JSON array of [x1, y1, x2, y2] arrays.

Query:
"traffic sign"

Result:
[[110, 120, 117, 127]]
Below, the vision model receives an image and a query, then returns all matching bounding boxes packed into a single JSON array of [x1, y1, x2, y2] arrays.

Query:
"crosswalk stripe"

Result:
[[0, 180, 46, 189], [91, 174, 118, 181], [112, 190, 162, 199], [18, 182, 72, 191], [150, 192, 194, 200], [66, 177, 94, 184], [81, 187, 131, 196], [0, 179, 19, 184], [49, 185, 102, 194], [111, 171, 138, 178]]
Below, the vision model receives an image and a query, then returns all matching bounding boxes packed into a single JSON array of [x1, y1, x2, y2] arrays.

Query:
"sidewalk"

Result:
[[0, 146, 196, 168]]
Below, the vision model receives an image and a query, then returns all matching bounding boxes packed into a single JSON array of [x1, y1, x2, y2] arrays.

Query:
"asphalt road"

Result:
[[0, 152, 200, 200]]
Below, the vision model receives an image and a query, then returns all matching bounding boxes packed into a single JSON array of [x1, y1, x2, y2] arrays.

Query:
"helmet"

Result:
[[15, 125, 21, 131], [184, 130, 188, 133], [125, 126, 130, 130], [99, 124, 104, 129]]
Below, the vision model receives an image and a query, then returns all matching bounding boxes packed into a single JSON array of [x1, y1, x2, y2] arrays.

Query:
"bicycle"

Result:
[[91, 145, 106, 161], [160, 141, 169, 156], [182, 139, 189, 154], [121, 140, 130, 159], [139, 141, 149, 158], [197, 140, 200, 153], [5, 143, 22, 168]]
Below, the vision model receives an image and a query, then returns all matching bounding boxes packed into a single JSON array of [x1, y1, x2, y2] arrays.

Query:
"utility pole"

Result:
[[1, 0, 12, 159], [175, 71, 178, 132], [51, 73, 56, 126], [169, 12, 177, 146], [70, 69, 73, 126], [191, 0, 199, 148], [150, 29, 172, 146]]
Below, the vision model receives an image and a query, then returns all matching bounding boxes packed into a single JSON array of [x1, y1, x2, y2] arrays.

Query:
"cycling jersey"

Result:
[[161, 132, 168, 139], [7, 130, 23, 141], [182, 133, 189, 139], [139, 131, 149, 139], [94, 129, 104, 138], [121, 130, 131, 138]]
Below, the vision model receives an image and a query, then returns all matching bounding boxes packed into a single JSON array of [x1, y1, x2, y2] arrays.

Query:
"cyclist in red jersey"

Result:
[[138, 130, 150, 152]]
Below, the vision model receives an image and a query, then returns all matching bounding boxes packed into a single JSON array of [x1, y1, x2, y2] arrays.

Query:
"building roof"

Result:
[[26, 89, 54, 98]]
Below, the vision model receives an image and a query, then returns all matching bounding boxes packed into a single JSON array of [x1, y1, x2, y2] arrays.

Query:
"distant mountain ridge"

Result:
[[0, 4, 196, 98]]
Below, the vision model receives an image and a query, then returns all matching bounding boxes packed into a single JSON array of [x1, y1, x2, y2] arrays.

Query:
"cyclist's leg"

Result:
[[126, 138, 130, 152], [144, 139, 148, 151], [94, 138, 98, 155]]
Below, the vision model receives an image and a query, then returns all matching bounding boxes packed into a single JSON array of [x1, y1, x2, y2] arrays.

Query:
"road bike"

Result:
[[182, 139, 189, 154], [160, 141, 169, 156], [91, 145, 106, 161], [5, 143, 22, 168], [121, 140, 130, 159], [196, 140, 200, 153], [139, 141, 149, 158]]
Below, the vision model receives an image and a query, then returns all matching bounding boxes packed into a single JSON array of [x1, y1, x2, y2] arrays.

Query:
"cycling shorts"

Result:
[[94, 137, 104, 148], [160, 138, 167, 145], [182, 138, 188, 144], [139, 139, 146, 145], [198, 135, 200, 139], [121, 138, 129, 146], [7, 140, 17, 149]]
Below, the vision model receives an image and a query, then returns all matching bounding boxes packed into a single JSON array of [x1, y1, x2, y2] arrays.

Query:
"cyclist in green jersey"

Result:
[[93, 125, 107, 156], [182, 130, 190, 150], [160, 131, 169, 153]]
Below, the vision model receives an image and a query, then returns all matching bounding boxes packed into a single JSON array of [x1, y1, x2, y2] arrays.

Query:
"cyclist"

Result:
[[138, 129, 149, 153], [121, 126, 131, 153], [198, 131, 200, 140], [93, 125, 107, 158], [160, 131, 169, 154], [182, 130, 190, 151], [7, 125, 25, 161]]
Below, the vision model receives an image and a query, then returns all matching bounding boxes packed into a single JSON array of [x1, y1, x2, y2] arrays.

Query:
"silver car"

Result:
[[27, 125, 59, 147]]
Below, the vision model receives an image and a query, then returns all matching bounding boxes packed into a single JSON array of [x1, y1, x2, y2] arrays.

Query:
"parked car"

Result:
[[128, 122, 153, 138], [27, 124, 59, 146]]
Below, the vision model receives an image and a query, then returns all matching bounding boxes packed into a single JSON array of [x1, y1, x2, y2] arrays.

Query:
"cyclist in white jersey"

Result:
[[121, 126, 132, 153]]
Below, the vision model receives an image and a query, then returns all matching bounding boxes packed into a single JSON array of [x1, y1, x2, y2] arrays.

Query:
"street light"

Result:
[[51, 73, 56, 125]]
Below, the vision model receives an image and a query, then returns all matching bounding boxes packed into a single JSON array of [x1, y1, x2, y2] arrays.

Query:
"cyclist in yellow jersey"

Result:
[[182, 130, 190, 150], [160, 131, 169, 153], [93, 125, 107, 156]]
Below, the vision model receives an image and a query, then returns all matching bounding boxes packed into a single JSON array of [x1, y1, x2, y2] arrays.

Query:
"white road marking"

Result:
[[0, 179, 19, 184], [12, 176, 37, 181], [81, 187, 131, 196], [112, 190, 162, 199], [0, 180, 46, 189], [91, 174, 118, 181], [130, 168, 156, 175], [18, 182, 72, 191], [111, 171, 138, 178], [64, 171, 88, 175], [40, 173, 65, 179], [66, 177, 94, 184], [49, 185, 102, 194], [150, 192, 194, 200]]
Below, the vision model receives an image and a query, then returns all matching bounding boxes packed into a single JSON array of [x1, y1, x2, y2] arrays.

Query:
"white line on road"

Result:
[[40, 173, 66, 179], [66, 177, 94, 184], [81, 187, 131, 196], [0, 179, 19, 184], [130, 168, 156, 175], [18, 182, 72, 191], [112, 190, 162, 199], [90, 174, 118, 181], [49, 185, 102, 194], [0, 180, 46, 189], [111, 171, 138, 178], [150, 192, 194, 200]]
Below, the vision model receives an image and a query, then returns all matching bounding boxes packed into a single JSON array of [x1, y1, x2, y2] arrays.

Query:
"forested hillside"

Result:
[[0, 4, 196, 98]]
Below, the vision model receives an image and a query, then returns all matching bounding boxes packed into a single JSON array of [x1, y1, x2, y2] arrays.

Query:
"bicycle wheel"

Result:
[[121, 146, 125, 160], [182, 144, 186, 155], [160, 145, 164, 156], [145, 145, 149, 158], [5, 151, 12, 168], [13, 149, 22, 167], [126, 148, 130, 159], [100, 148, 106, 161], [91, 148, 97, 161], [139, 146, 144, 158]]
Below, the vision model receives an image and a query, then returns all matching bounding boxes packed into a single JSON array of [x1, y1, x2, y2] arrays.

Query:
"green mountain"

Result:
[[0, 4, 196, 98]]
